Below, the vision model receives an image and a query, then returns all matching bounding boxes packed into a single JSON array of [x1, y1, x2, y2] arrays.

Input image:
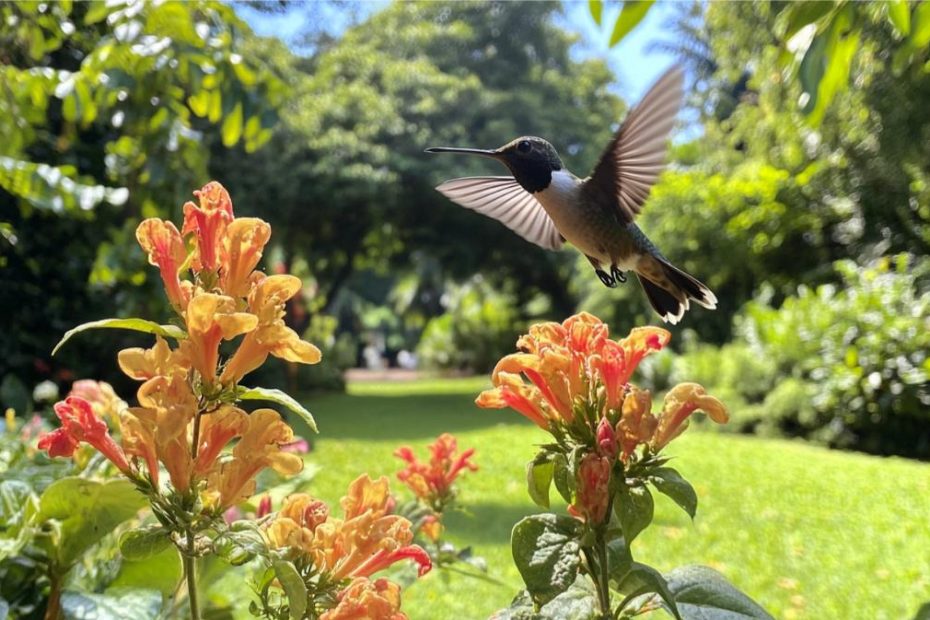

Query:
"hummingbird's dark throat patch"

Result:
[[508, 160, 559, 194]]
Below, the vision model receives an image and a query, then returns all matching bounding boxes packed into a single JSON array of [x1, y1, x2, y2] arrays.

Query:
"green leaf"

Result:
[[663, 565, 774, 619], [912, 0, 930, 47], [84, 2, 113, 25], [614, 483, 653, 543], [552, 453, 573, 504], [52, 318, 186, 356], [0, 480, 39, 562], [237, 386, 318, 433], [609, 1, 655, 47], [527, 454, 555, 509], [589, 0, 604, 26], [888, 0, 911, 36], [110, 545, 182, 596], [800, 6, 861, 126], [779, 0, 836, 41], [221, 101, 244, 147], [491, 578, 599, 620], [272, 558, 308, 620], [118, 524, 171, 561], [214, 520, 268, 566], [615, 562, 681, 620], [511, 514, 581, 605], [650, 467, 698, 519], [38, 478, 145, 566], [60, 589, 162, 620]]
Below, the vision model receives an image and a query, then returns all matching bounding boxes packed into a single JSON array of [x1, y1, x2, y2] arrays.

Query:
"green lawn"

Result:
[[294, 377, 930, 620]]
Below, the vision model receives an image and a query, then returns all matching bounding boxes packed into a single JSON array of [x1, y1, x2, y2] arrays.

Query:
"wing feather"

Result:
[[585, 66, 684, 223], [435, 176, 563, 251]]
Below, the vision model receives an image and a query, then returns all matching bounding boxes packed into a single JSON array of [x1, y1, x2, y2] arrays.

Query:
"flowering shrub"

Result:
[[477, 313, 771, 619], [392, 434, 487, 577], [30, 183, 430, 619]]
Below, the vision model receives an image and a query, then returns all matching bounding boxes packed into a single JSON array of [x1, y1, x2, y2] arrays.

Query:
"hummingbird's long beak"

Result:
[[424, 146, 502, 160]]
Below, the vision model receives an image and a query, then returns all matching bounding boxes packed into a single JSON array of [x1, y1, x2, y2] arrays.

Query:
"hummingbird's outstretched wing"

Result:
[[434, 176, 564, 251], [585, 66, 684, 223]]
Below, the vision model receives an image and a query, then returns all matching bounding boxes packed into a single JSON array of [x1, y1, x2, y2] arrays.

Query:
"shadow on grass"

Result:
[[443, 501, 553, 545], [294, 392, 530, 440]]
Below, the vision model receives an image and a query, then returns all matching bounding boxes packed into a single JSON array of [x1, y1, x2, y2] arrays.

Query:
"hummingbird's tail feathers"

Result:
[[635, 255, 716, 324], [637, 274, 687, 325], [658, 258, 717, 310]]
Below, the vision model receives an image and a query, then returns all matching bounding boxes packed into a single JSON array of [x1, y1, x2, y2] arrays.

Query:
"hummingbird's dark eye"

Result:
[[517, 140, 531, 153]]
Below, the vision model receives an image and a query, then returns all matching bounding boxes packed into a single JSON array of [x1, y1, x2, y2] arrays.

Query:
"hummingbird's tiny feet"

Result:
[[596, 269, 616, 288], [610, 266, 627, 284]]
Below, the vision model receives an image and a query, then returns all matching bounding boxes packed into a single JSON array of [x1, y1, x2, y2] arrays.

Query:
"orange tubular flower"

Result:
[[118, 337, 190, 381], [651, 383, 729, 452], [122, 373, 199, 492], [206, 409, 304, 509], [478, 313, 670, 434], [192, 405, 248, 476], [220, 217, 272, 298], [265, 476, 432, 582], [394, 433, 477, 506], [320, 577, 406, 620], [219, 275, 321, 385], [419, 514, 442, 543], [182, 182, 234, 274], [68, 380, 126, 421], [569, 453, 611, 524], [616, 386, 657, 461], [182, 293, 257, 382], [476, 371, 550, 429], [136, 218, 189, 309], [38, 397, 131, 475]]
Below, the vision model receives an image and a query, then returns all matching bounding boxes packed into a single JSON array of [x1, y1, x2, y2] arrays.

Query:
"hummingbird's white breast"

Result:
[[535, 169, 635, 268]]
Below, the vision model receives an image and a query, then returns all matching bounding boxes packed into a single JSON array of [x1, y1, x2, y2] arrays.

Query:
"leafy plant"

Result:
[[477, 313, 769, 619]]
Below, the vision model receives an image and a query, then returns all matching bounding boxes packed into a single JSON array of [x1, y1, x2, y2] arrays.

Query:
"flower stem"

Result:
[[594, 531, 612, 619], [183, 538, 200, 620]]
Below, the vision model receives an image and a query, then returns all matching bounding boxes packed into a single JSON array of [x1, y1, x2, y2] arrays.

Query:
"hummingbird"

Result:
[[425, 66, 715, 324]]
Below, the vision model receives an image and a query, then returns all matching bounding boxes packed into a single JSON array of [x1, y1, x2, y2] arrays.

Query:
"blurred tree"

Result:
[[0, 0, 282, 389], [212, 1, 626, 354]]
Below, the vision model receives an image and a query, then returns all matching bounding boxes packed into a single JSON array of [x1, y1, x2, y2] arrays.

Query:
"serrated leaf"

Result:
[[52, 318, 186, 356], [616, 562, 681, 620], [609, 1, 655, 47], [614, 483, 654, 543], [589, 0, 603, 26], [238, 386, 317, 433], [511, 514, 581, 605], [118, 524, 171, 561], [60, 589, 162, 620], [650, 467, 698, 519], [664, 565, 774, 619], [527, 455, 555, 509], [272, 558, 308, 620], [38, 478, 145, 566]]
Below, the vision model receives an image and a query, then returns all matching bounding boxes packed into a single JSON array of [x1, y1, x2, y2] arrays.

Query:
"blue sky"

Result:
[[236, 1, 680, 101]]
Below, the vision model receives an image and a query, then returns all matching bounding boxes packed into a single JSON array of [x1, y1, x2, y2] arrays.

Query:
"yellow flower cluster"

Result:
[[40, 182, 320, 510]]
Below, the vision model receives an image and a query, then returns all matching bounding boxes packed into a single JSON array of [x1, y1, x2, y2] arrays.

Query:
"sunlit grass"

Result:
[[294, 377, 930, 620]]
